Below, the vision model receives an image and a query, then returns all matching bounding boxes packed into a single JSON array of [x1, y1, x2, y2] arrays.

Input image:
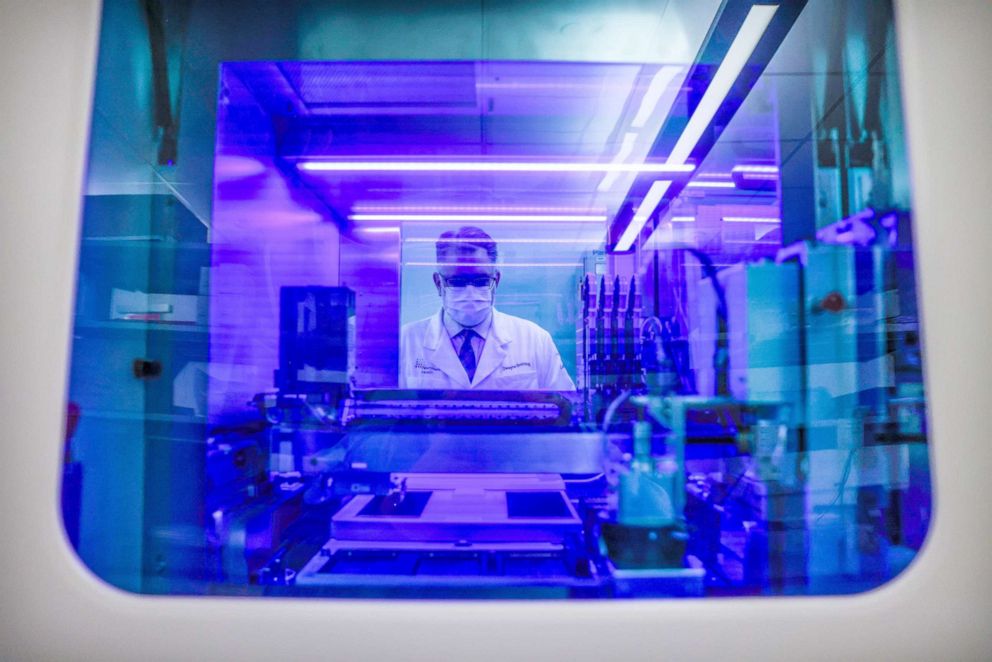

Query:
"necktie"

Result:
[[456, 329, 478, 382]]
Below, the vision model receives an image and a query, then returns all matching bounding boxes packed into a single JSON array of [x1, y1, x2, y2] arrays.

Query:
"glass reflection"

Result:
[[62, 0, 930, 599]]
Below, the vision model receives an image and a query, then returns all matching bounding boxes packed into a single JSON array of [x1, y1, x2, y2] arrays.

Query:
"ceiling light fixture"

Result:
[[351, 205, 607, 214], [300, 161, 695, 174], [612, 4, 780, 251], [354, 226, 401, 233], [614, 180, 674, 250], [686, 180, 737, 189], [723, 216, 782, 223], [731, 164, 779, 174], [405, 262, 580, 268], [597, 132, 640, 192], [631, 66, 684, 129], [404, 237, 604, 244], [350, 214, 607, 223], [665, 4, 779, 166]]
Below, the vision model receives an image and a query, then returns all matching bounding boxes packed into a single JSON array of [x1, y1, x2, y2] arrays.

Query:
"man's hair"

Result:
[[435, 226, 498, 264]]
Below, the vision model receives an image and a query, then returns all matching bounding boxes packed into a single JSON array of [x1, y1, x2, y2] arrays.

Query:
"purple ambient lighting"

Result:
[[671, 216, 696, 222], [299, 161, 696, 174], [214, 155, 268, 179], [350, 214, 607, 223]]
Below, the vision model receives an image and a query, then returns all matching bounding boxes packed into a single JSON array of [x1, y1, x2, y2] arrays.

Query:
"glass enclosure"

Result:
[[63, 0, 930, 598]]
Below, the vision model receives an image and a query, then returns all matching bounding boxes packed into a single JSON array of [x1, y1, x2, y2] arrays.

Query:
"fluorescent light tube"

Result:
[[667, 5, 779, 165], [611, 4, 779, 251], [405, 262, 580, 268], [735, 173, 779, 181], [597, 132, 640, 192], [732, 164, 779, 174], [350, 214, 607, 223], [404, 238, 605, 244], [723, 216, 782, 223], [301, 161, 695, 174], [631, 65, 684, 129], [352, 205, 606, 214], [614, 180, 673, 251], [600, 67, 685, 192], [686, 181, 737, 189]]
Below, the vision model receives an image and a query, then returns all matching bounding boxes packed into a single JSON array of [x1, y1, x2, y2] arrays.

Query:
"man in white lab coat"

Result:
[[399, 226, 576, 391]]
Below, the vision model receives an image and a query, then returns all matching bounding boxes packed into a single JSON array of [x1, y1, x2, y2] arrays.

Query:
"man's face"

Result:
[[433, 245, 500, 294], [433, 245, 501, 327]]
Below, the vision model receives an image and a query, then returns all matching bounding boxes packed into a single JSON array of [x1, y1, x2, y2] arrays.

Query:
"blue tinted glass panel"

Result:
[[63, 0, 931, 599]]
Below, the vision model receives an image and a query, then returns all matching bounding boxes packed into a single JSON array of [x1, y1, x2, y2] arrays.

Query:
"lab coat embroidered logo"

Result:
[[415, 358, 442, 374]]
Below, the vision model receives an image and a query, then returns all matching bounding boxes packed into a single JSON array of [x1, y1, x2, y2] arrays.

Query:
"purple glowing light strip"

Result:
[[732, 164, 779, 174], [685, 181, 737, 189], [355, 226, 401, 233], [406, 262, 580, 268], [405, 237, 604, 244], [723, 216, 781, 223], [350, 214, 607, 223], [300, 161, 695, 174], [352, 205, 607, 215]]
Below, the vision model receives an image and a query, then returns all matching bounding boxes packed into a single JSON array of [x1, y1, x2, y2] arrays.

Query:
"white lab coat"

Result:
[[399, 308, 576, 391]]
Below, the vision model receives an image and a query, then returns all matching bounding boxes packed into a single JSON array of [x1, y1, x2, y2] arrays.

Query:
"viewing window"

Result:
[[62, 0, 930, 599]]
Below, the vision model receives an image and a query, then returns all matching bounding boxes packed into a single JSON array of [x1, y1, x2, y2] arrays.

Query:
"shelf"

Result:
[[81, 237, 211, 251], [73, 318, 209, 335], [82, 410, 208, 424]]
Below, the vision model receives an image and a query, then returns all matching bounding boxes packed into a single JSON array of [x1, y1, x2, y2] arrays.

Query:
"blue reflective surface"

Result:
[[63, 0, 930, 599]]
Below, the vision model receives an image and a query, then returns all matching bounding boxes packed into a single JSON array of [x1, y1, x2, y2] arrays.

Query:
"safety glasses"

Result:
[[440, 275, 497, 289]]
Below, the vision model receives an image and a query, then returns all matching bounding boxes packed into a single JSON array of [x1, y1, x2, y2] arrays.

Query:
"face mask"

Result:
[[442, 284, 493, 327]]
